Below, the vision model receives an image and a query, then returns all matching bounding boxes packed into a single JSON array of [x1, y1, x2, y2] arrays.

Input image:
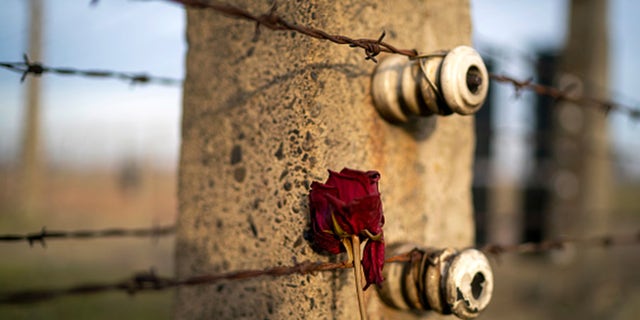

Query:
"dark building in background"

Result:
[[472, 57, 494, 245], [521, 51, 559, 243], [473, 51, 560, 245]]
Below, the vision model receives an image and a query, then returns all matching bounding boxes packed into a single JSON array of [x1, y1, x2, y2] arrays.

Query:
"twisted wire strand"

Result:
[[0, 225, 176, 247], [0, 54, 181, 86]]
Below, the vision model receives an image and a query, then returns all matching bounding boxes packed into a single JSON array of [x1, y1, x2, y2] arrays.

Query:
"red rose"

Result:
[[309, 168, 385, 290], [362, 237, 385, 289]]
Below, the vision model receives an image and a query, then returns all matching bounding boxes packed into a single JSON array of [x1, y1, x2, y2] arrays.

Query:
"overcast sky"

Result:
[[0, 0, 638, 175], [0, 0, 185, 170]]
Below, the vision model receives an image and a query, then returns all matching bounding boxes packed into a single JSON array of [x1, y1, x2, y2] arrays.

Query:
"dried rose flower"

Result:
[[309, 168, 385, 290]]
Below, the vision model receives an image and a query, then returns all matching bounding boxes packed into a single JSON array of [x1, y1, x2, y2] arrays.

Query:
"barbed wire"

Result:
[[164, 0, 417, 63], [489, 74, 640, 120], [0, 229, 636, 305], [0, 251, 414, 305], [162, 0, 640, 120], [3, 1, 638, 119], [476, 38, 640, 112], [479, 229, 640, 256], [0, 225, 175, 247], [0, 54, 182, 86], [4, 53, 636, 121]]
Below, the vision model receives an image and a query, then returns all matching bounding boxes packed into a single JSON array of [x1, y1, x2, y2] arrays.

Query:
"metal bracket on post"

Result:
[[371, 46, 489, 123]]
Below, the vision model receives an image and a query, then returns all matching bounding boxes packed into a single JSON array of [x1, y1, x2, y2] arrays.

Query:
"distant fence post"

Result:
[[175, 1, 475, 318], [550, 0, 613, 318], [20, 0, 44, 215]]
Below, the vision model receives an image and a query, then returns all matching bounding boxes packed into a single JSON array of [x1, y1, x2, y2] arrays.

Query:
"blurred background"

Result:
[[0, 0, 638, 319], [0, 0, 182, 318], [472, 1, 640, 319]]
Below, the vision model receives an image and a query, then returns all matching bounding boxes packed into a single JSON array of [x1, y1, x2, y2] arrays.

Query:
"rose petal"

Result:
[[362, 237, 385, 290], [309, 182, 338, 232], [308, 168, 385, 264], [326, 169, 378, 204], [324, 193, 354, 236], [310, 222, 343, 254], [344, 195, 384, 235], [309, 181, 344, 253], [339, 168, 380, 195]]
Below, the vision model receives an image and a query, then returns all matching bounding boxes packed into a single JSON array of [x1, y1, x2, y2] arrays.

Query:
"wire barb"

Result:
[[349, 31, 386, 63]]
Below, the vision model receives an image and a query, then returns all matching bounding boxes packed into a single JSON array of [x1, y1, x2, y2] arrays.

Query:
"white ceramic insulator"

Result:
[[440, 46, 489, 115], [370, 55, 411, 122], [445, 248, 494, 319], [371, 45, 489, 122]]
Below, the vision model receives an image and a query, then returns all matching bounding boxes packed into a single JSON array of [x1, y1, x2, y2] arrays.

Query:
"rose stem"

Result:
[[350, 235, 367, 320]]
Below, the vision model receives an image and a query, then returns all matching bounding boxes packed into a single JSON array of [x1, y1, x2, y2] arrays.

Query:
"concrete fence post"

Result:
[[175, 1, 475, 318]]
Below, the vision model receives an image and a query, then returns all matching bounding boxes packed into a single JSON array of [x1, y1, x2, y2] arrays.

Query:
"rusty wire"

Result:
[[479, 229, 640, 255], [0, 251, 416, 305], [489, 74, 640, 120], [0, 54, 181, 86], [1, 230, 637, 304], [0, 225, 175, 247], [163, 0, 640, 119], [165, 0, 417, 62], [1, 2, 636, 118]]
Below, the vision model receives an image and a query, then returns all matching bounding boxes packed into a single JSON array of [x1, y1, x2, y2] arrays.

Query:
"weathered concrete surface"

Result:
[[175, 1, 473, 319]]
